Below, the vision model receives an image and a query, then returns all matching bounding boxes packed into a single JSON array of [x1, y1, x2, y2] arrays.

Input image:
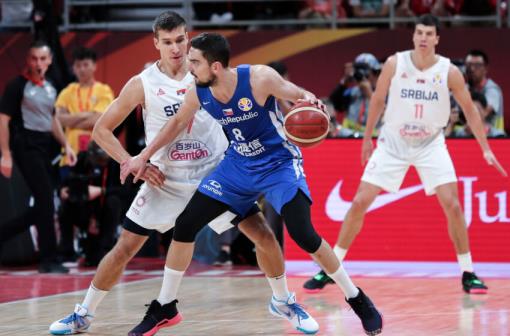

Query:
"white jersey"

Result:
[[139, 63, 228, 183], [383, 50, 451, 148]]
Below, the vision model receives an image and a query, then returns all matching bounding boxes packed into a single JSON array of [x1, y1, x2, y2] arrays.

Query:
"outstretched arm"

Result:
[[449, 65, 507, 177], [251, 65, 322, 113], [119, 85, 201, 184]]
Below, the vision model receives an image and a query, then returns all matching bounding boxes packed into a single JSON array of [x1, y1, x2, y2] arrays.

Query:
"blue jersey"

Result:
[[196, 64, 302, 167], [195, 64, 311, 216]]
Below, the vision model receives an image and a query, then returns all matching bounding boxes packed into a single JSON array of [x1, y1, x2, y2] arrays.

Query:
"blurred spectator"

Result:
[[447, 91, 505, 137], [58, 142, 123, 266], [0, 41, 76, 273], [396, 0, 462, 17], [55, 47, 114, 167], [349, 0, 393, 17], [1, 0, 32, 24], [299, 0, 347, 20], [465, 49, 505, 133], [329, 53, 381, 136]]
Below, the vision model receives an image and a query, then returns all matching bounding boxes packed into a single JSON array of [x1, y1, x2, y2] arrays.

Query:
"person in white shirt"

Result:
[[303, 14, 507, 295]]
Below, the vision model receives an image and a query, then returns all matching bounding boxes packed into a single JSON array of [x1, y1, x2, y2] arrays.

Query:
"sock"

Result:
[[267, 274, 290, 301], [328, 265, 359, 299], [333, 245, 348, 262], [157, 266, 185, 305], [457, 252, 474, 273], [82, 283, 108, 315]]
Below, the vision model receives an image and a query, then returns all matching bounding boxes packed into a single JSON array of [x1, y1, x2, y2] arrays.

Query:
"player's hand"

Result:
[[140, 163, 165, 187], [297, 96, 327, 115], [361, 137, 374, 166], [0, 153, 13, 178], [483, 150, 507, 177], [120, 154, 147, 184]]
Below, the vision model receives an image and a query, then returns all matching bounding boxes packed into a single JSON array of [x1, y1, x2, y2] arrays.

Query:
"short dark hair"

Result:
[[190, 33, 230, 67], [416, 14, 440, 34], [467, 49, 489, 65], [267, 61, 288, 77], [152, 11, 186, 38], [29, 40, 52, 54], [72, 47, 97, 63]]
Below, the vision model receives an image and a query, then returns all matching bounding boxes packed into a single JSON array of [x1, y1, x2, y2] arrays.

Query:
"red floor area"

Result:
[[0, 258, 260, 303]]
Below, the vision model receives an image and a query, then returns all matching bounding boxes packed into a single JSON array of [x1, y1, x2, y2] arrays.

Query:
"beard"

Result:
[[194, 74, 217, 88]]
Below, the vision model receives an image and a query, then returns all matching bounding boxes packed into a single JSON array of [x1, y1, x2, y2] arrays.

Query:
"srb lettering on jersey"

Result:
[[400, 89, 439, 101], [233, 138, 266, 157], [219, 111, 259, 125], [168, 139, 211, 161], [164, 103, 182, 117]]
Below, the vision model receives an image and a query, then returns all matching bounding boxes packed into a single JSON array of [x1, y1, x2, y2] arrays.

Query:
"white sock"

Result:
[[157, 266, 185, 305], [333, 245, 348, 262], [267, 274, 290, 301], [82, 283, 108, 315], [327, 265, 359, 299], [457, 252, 474, 273]]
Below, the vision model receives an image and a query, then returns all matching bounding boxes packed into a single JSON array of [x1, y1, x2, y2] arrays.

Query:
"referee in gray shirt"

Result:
[[0, 41, 76, 273]]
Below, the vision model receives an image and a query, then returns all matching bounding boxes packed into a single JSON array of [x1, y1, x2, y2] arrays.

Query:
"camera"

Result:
[[352, 62, 372, 82]]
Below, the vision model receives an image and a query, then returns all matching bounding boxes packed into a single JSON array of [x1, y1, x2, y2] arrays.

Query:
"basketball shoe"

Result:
[[303, 270, 334, 293], [462, 271, 488, 294], [346, 288, 383, 336], [269, 292, 319, 334], [128, 299, 182, 336], [49, 304, 93, 335]]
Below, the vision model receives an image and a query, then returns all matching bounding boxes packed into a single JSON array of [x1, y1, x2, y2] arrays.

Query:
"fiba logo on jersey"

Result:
[[238, 97, 253, 111], [432, 73, 442, 85], [168, 139, 211, 161]]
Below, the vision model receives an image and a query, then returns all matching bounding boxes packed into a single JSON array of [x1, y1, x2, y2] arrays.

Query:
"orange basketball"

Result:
[[283, 101, 329, 147]]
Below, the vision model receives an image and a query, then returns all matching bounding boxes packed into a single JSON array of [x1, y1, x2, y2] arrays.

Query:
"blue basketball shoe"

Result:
[[49, 304, 93, 335], [269, 292, 319, 334]]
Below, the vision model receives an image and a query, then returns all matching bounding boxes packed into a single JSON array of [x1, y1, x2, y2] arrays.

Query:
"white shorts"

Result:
[[126, 162, 237, 234], [361, 133, 457, 195]]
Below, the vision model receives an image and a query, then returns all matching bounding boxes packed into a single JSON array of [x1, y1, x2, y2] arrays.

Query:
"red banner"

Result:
[[284, 139, 510, 262]]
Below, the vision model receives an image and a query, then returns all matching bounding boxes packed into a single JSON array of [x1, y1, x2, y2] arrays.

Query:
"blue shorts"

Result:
[[197, 157, 311, 217]]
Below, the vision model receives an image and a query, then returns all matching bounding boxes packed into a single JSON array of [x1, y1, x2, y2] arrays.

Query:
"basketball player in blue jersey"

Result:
[[303, 14, 507, 295], [122, 33, 383, 336], [49, 12, 318, 336]]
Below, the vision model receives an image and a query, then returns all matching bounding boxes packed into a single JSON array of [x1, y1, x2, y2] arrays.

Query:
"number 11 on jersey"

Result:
[[414, 104, 424, 119]]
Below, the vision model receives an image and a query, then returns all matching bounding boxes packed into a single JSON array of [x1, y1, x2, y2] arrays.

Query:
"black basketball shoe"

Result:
[[303, 270, 335, 293], [128, 299, 182, 336], [346, 288, 383, 336], [462, 271, 488, 294]]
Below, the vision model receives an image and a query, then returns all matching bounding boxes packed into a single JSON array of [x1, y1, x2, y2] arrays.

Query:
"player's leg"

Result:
[[435, 183, 488, 294], [49, 221, 149, 335], [417, 143, 487, 294], [305, 144, 405, 293], [280, 190, 382, 335], [304, 182, 382, 292], [238, 211, 319, 334], [128, 191, 229, 336]]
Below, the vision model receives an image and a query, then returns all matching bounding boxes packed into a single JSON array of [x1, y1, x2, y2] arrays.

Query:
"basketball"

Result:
[[283, 101, 329, 147]]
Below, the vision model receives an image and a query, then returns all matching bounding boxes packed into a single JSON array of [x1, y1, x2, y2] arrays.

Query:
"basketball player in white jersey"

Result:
[[304, 14, 507, 294], [50, 11, 318, 336]]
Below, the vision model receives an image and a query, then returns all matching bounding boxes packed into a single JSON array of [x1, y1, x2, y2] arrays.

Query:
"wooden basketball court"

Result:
[[1, 268, 509, 336]]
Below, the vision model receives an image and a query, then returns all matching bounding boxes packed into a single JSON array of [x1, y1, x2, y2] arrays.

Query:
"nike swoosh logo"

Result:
[[325, 180, 424, 221], [202, 101, 210, 105]]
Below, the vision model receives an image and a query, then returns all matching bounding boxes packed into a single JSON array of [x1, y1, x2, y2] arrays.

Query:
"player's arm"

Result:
[[251, 65, 320, 113], [360, 55, 396, 164], [120, 85, 201, 184], [92, 76, 144, 163], [449, 65, 507, 176]]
